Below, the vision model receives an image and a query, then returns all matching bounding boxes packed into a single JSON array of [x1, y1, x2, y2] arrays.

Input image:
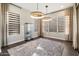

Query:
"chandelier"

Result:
[[31, 3, 44, 19], [42, 5, 52, 21]]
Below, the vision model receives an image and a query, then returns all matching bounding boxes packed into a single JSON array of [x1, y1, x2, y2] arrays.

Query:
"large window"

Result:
[[34, 20, 38, 32], [44, 16, 66, 33], [49, 17, 57, 32], [58, 16, 65, 32], [7, 12, 20, 35], [42, 8, 72, 33], [44, 21, 49, 32]]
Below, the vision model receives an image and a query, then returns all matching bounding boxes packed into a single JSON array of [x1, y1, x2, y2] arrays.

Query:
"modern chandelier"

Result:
[[31, 3, 44, 19]]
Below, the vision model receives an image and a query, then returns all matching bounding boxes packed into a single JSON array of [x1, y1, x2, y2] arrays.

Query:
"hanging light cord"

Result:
[[45, 5, 48, 14], [37, 3, 38, 10]]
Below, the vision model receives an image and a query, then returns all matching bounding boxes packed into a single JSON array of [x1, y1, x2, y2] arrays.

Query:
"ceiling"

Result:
[[14, 3, 74, 14]]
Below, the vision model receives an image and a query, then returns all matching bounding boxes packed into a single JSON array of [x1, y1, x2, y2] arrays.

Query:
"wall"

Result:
[[42, 8, 73, 40], [7, 4, 21, 45], [42, 20, 66, 40], [72, 4, 77, 49], [43, 32, 66, 40], [7, 4, 38, 45], [20, 9, 38, 39], [77, 4, 79, 51], [0, 3, 2, 52]]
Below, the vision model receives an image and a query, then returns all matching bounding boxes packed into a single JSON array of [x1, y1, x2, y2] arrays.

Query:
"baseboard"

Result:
[[2, 37, 39, 49], [43, 37, 72, 42]]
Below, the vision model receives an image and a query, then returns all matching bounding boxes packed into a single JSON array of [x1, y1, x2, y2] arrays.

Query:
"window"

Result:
[[43, 8, 72, 33], [58, 16, 65, 32], [34, 20, 38, 32], [49, 17, 57, 32], [44, 21, 49, 32], [43, 16, 65, 33], [7, 12, 20, 35]]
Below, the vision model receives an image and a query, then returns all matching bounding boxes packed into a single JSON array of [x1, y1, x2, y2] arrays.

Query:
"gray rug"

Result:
[[8, 38, 64, 56]]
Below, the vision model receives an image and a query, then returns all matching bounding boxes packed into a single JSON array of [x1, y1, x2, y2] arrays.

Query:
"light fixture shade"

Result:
[[42, 16, 52, 21], [31, 11, 44, 19]]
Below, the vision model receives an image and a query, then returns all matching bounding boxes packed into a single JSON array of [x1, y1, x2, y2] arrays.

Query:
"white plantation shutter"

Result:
[[7, 12, 20, 35], [58, 16, 65, 32]]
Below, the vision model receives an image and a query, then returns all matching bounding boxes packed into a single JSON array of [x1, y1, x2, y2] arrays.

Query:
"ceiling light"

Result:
[[42, 16, 52, 21], [31, 3, 44, 19], [31, 11, 44, 19]]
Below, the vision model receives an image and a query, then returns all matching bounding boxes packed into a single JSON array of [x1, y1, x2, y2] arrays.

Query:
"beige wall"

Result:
[[7, 4, 21, 45], [72, 4, 77, 49], [0, 4, 2, 51], [77, 4, 79, 50], [20, 8, 38, 39], [42, 8, 73, 40], [6, 4, 38, 45]]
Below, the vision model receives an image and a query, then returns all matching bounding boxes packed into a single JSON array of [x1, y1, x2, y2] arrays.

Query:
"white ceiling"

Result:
[[14, 3, 74, 14]]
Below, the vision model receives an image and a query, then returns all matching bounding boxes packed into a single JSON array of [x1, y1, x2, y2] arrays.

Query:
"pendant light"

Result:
[[31, 3, 44, 19], [42, 5, 52, 21]]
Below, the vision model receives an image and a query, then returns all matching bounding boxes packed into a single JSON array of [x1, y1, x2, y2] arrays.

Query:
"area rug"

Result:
[[8, 38, 64, 56]]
